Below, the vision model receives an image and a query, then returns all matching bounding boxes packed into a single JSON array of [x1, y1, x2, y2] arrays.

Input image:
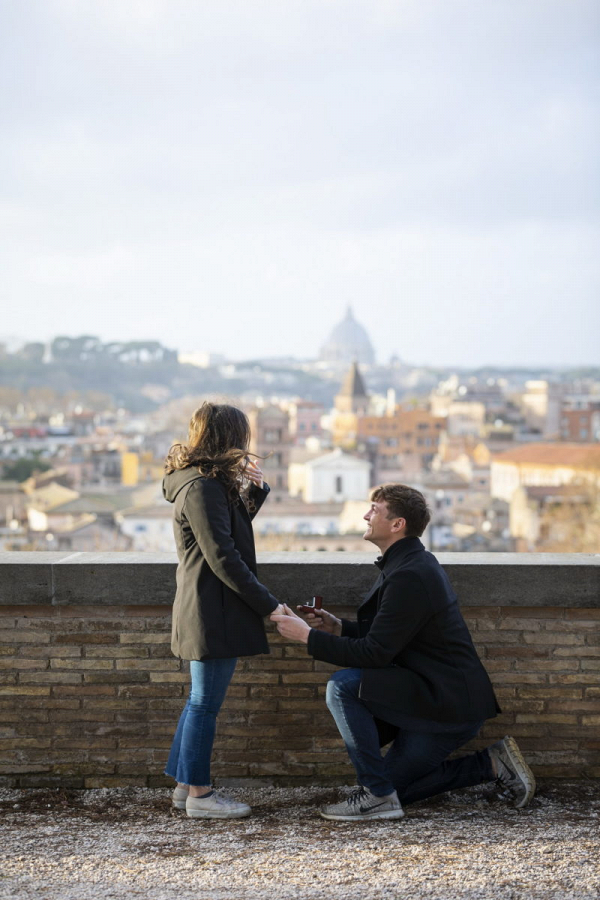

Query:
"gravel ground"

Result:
[[1, 782, 599, 900]]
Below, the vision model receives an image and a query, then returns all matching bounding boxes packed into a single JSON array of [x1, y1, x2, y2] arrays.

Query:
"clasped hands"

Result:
[[270, 603, 342, 643]]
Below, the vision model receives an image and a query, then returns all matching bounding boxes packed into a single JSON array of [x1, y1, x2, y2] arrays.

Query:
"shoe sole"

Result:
[[319, 808, 405, 822], [186, 807, 252, 819], [502, 736, 536, 808], [172, 799, 187, 810]]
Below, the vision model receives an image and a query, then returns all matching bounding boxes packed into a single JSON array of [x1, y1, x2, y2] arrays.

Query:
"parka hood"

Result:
[[162, 467, 203, 503]]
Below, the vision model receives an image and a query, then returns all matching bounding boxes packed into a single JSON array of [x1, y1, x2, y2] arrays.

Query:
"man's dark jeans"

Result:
[[326, 668, 495, 802]]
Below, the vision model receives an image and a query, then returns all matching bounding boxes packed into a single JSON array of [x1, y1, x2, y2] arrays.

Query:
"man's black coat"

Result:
[[163, 468, 278, 661], [308, 536, 500, 725]]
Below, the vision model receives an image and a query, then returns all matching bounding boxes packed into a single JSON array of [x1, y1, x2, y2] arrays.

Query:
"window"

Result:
[[335, 476, 343, 493]]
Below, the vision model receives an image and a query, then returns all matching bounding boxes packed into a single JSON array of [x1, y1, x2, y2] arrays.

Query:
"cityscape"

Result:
[[1, 307, 598, 555], [1, 4, 599, 896]]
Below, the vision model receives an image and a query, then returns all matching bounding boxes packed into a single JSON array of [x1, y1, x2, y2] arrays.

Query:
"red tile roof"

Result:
[[493, 442, 600, 468]]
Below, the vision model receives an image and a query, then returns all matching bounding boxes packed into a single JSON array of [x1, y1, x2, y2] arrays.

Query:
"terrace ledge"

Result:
[[0, 551, 599, 608]]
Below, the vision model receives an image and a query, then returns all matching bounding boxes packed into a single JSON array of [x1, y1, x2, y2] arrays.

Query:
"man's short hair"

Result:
[[370, 483, 431, 537]]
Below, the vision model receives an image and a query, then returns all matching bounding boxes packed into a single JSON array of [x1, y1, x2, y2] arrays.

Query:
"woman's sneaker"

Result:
[[320, 786, 404, 821], [172, 785, 189, 809], [186, 791, 252, 819], [488, 735, 536, 808]]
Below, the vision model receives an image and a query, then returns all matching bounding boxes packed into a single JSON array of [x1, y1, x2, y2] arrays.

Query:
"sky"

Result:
[[1, 0, 599, 368]]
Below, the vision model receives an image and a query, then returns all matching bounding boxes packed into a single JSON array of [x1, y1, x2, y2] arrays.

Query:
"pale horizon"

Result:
[[1, 1, 598, 369]]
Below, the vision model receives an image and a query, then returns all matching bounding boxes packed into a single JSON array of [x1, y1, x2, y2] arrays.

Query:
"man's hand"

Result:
[[270, 603, 311, 644], [271, 603, 286, 617], [296, 606, 342, 636]]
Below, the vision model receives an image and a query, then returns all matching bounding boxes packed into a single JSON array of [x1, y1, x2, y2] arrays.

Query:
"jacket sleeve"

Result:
[[341, 619, 360, 638], [307, 572, 433, 668], [183, 478, 278, 616], [248, 482, 270, 521]]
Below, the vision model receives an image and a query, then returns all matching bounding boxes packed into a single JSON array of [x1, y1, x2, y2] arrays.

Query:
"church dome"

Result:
[[319, 307, 375, 365]]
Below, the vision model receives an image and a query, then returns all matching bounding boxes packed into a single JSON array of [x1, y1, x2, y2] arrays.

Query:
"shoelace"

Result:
[[346, 787, 372, 807], [496, 758, 516, 786]]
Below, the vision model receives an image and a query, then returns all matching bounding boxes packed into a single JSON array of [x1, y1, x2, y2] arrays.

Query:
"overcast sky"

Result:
[[1, 0, 598, 367]]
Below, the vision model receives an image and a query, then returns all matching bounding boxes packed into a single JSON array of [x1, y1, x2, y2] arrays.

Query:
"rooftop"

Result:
[[51, 491, 140, 515], [337, 360, 369, 399], [493, 443, 600, 467], [27, 483, 79, 511]]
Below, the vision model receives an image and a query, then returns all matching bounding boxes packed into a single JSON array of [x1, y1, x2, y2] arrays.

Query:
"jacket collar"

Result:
[[374, 535, 424, 572]]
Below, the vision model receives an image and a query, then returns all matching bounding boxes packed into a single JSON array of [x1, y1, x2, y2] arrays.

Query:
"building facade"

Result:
[[248, 405, 292, 501]]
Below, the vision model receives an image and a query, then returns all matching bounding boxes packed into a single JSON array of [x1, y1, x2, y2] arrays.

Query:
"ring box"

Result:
[[298, 595, 323, 613]]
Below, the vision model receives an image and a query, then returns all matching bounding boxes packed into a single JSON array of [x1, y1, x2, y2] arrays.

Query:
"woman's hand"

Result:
[[243, 458, 264, 489], [296, 606, 342, 636], [270, 603, 311, 644]]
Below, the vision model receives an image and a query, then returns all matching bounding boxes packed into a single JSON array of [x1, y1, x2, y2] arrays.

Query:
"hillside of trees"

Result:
[[0, 336, 330, 414]]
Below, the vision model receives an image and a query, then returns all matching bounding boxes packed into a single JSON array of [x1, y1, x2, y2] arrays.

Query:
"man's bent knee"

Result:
[[325, 669, 361, 710]]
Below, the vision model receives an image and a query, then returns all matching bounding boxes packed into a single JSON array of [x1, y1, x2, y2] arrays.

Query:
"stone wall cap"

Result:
[[1, 551, 599, 567], [0, 551, 598, 608]]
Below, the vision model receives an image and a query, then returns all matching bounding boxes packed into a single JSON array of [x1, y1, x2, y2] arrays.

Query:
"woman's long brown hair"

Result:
[[164, 402, 255, 502]]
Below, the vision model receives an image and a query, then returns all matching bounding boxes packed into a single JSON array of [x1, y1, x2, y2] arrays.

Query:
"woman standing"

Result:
[[163, 402, 282, 819]]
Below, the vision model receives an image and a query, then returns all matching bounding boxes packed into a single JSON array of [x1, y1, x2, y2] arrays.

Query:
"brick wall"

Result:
[[462, 606, 600, 778], [0, 553, 599, 787]]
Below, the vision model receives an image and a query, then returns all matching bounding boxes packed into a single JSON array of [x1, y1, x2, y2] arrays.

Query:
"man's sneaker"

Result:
[[320, 786, 404, 822], [488, 735, 536, 808], [186, 791, 251, 819], [172, 785, 189, 810]]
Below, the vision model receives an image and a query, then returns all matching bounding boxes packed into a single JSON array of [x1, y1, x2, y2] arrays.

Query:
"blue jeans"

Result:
[[165, 658, 237, 786], [326, 668, 495, 802]]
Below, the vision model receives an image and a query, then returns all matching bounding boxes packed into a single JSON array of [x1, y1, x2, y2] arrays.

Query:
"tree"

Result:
[[51, 335, 102, 362], [2, 456, 52, 482], [26, 386, 59, 415], [19, 343, 45, 364], [0, 386, 22, 414]]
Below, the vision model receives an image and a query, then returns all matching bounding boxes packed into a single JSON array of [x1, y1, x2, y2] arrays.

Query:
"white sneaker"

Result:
[[186, 791, 252, 819], [172, 785, 189, 809], [320, 786, 404, 822]]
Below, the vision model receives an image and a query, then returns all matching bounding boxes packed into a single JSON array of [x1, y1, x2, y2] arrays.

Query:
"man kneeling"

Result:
[[271, 483, 535, 822]]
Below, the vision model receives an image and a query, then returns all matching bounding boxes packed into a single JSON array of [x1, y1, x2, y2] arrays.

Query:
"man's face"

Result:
[[363, 499, 398, 547]]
